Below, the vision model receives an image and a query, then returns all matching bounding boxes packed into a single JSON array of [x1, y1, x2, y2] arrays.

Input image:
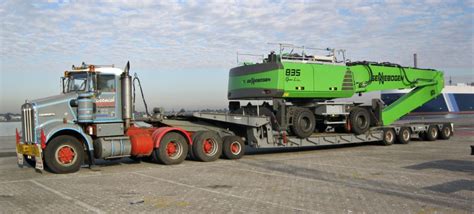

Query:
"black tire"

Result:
[[290, 108, 315, 138], [191, 131, 223, 162], [188, 131, 204, 160], [44, 135, 84, 174], [397, 127, 411, 144], [222, 136, 245, 160], [426, 125, 438, 141], [439, 125, 452, 140], [350, 107, 371, 135], [382, 129, 396, 146], [151, 132, 188, 165]]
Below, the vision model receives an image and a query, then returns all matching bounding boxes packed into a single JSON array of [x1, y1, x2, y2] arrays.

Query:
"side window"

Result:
[[97, 75, 115, 92], [73, 78, 86, 91]]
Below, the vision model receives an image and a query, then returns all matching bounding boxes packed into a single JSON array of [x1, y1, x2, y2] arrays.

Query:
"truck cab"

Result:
[[17, 63, 130, 172], [63, 65, 124, 123]]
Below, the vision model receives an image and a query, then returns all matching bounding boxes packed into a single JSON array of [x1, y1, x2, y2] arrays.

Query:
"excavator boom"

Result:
[[348, 62, 444, 125]]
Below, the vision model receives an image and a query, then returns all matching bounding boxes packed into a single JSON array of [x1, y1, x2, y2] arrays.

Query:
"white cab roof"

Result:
[[69, 66, 124, 76]]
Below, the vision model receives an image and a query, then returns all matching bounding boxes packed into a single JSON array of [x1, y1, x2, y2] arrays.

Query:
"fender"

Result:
[[45, 123, 93, 151], [152, 127, 192, 148]]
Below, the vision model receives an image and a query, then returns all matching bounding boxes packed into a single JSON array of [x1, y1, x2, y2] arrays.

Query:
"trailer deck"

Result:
[[159, 112, 454, 150]]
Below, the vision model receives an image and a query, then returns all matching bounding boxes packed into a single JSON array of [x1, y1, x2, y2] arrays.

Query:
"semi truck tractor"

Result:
[[16, 47, 453, 174]]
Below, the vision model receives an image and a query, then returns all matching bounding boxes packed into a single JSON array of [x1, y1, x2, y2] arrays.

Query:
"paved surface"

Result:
[[0, 127, 473, 213]]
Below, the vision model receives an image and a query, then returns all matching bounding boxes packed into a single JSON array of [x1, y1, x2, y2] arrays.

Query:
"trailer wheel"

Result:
[[44, 135, 84, 174], [290, 108, 315, 138], [222, 136, 245, 160], [426, 125, 438, 141], [350, 107, 370, 135], [439, 125, 452, 140], [382, 129, 395, 146], [152, 132, 188, 165], [397, 127, 411, 144], [192, 131, 222, 162]]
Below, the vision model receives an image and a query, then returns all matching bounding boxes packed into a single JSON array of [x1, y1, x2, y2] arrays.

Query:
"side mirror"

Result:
[[90, 73, 98, 93], [61, 77, 66, 94]]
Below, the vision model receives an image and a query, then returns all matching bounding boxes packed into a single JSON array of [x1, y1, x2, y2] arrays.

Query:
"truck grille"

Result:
[[21, 103, 35, 143]]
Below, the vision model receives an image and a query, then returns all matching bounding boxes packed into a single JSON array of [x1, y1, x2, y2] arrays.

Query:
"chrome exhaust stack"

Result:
[[121, 61, 133, 129]]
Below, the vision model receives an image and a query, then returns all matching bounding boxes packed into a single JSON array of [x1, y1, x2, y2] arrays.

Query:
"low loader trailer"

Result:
[[16, 55, 453, 174]]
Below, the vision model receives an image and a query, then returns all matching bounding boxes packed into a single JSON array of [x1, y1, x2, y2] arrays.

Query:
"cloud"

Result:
[[1, 0, 472, 70]]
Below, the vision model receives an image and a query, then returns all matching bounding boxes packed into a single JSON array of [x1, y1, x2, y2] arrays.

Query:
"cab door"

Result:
[[94, 74, 121, 122]]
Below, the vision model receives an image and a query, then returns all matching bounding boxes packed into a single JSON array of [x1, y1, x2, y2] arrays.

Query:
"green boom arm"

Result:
[[351, 63, 444, 125], [381, 72, 444, 125]]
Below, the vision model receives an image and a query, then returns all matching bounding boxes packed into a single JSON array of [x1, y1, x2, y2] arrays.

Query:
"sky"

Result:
[[0, 0, 473, 113]]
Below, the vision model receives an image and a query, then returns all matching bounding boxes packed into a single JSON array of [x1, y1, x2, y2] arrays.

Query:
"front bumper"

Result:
[[17, 143, 41, 157], [16, 143, 44, 170]]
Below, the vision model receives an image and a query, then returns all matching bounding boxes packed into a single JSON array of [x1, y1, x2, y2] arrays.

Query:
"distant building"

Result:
[[10, 115, 21, 121], [0, 116, 6, 122]]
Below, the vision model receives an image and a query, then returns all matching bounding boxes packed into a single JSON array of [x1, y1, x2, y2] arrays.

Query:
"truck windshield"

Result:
[[65, 72, 88, 93]]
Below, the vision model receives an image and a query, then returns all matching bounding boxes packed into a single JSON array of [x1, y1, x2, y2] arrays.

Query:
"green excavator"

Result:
[[228, 44, 444, 138]]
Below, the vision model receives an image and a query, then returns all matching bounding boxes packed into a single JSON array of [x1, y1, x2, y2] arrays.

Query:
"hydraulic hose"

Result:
[[396, 65, 416, 85], [363, 64, 374, 85], [133, 73, 151, 117]]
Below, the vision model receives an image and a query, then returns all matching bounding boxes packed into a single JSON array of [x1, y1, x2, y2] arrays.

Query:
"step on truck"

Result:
[[16, 46, 453, 173]]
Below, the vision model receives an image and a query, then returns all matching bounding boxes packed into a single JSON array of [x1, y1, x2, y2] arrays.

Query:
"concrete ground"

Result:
[[0, 127, 472, 213]]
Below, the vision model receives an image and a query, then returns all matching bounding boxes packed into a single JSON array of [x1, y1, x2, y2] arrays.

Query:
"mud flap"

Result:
[[16, 151, 24, 167], [35, 144, 44, 170]]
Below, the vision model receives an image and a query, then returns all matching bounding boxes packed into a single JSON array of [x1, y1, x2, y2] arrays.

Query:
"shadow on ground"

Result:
[[237, 159, 472, 211], [404, 159, 474, 174], [424, 179, 474, 193]]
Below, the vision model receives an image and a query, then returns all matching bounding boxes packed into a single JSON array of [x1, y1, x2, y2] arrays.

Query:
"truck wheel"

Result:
[[381, 129, 395, 146], [439, 125, 452, 140], [222, 136, 245, 160], [426, 125, 438, 141], [350, 107, 370, 135], [191, 131, 223, 162], [44, 135, 84, 174], [397, 127, 411, 144], [152, 132, 188, 165], [290, 108, 315, 138]]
